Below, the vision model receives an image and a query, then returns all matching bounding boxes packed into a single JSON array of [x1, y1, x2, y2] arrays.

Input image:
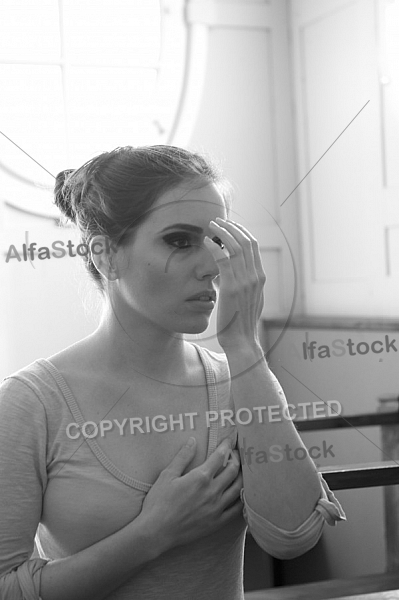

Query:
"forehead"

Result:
[[144, 183, 227, 230]]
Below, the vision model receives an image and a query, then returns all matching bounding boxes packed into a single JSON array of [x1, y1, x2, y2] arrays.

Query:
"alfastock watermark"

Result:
[[302, 335, 397, 360], [222, 436, 335, 467], [4, 236, 117, 263]]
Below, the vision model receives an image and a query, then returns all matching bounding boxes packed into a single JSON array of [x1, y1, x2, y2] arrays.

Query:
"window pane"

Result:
[[68, 67, 157, 163], [63, 0, 161, 66], [0, 65, 66, 178], [382, 0, 399, 187], [0, 0, 60, 62]]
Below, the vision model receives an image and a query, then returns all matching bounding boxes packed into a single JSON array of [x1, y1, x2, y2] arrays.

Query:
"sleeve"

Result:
[[240, 472, 347, 560], [0, 376, 51, 599], [205, 349, 347, 560]]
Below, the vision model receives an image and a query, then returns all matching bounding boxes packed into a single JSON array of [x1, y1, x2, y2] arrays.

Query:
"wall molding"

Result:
[[166, 21, 209, 147], [186, 0, 271, 29]]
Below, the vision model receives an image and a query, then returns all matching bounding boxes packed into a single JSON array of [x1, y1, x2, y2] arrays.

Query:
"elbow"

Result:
[[0, 558, 50, 600], [251, 525, 323, 560], [241, 476, 346, 560], [268, 530, 323, 560]]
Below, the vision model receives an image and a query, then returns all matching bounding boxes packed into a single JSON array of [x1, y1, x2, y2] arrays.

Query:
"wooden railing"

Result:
[[294, 409, 399, 432], [245, 572, 399, 600], [245, 395, 399, 599], [294, 405, 399, 490], [321, 460, 399, 490]]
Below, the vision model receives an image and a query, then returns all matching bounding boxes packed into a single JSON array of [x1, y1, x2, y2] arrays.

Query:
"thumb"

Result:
[[165, 437, 197, 477]]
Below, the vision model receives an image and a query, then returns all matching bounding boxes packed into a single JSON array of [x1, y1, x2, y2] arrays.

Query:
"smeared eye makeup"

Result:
[[162, 233, 193, 249], [212, 236, 225, 250], [163, 231, 225, 251]]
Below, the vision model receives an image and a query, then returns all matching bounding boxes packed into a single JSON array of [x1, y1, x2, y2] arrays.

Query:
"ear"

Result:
[[90, 235, 119, 281]]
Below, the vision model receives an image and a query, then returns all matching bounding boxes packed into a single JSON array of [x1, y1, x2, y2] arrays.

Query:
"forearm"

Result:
[[40, 512, 164, 600], [227, 344, 322, 530]]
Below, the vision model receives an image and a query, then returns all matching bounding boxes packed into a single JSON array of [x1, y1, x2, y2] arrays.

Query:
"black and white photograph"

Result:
[[0, 1, 398, 599]]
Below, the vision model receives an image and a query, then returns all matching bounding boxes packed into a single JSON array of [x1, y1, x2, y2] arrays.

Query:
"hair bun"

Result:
[[54, 169, 76, 222]]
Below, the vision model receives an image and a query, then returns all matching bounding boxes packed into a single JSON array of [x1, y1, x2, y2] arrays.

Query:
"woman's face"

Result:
[[112, 182, 228, 335]]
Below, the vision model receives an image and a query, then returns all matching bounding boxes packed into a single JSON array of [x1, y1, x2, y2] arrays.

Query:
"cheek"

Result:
[[139, 261, 180, 298]]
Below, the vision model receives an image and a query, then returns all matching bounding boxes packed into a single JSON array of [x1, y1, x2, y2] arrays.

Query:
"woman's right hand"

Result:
[[139, 437, 244, 553]]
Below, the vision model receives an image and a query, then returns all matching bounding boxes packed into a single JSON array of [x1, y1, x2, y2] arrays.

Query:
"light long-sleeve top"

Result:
[[0, 344, 346, 600]]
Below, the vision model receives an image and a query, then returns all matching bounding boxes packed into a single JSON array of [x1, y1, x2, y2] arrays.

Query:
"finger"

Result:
[[213, 218, 255, 273], [203, 235, 231, 266], [164, 437, 197, 477], [209, 220, 247, 271], [220, 218, 253, 243], [206, 227, 246, 285], [220, 471, 244, 509], [195, 437, 233, 479], [213, 448, 241, 488], [257, 289, 265, 321], [227, 219, 267, 284], [226, 219, 255, 241], [203, 237, 236, 288], [219, 496, 245, 524], [221, 220, 266, 320]]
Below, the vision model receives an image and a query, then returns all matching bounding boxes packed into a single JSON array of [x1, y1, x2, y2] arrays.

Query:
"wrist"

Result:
[[133, 512, 170, 561], [224, 342, 265, 374], [224, 340, 264, 361]]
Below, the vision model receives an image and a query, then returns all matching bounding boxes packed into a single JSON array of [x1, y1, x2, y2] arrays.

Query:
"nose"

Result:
[[195, 242, 220, 280]]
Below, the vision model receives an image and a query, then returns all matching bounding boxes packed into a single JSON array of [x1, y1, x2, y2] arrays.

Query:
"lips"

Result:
[[187, 290, 217, 302]]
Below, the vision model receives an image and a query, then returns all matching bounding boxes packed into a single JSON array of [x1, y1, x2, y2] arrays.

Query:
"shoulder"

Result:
[[190, 343, 232, 412], [46, 335, 95, 372], [1, 360, 48, 403], [190, 343, 230, 381], [0, 358, 65, 423], [0, 363, 50, 473], [191, 344, 239, 448]]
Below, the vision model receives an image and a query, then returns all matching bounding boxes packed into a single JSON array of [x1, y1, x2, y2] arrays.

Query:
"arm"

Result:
[[205, 219, 346, 557], [227, 346, 323, 527], [39, 512, 164, 600], [228, 349, 346, 558], [0, 377, 243, 600], [40, 441, 243, 600], [0, 514, 158, 600], [0, 377, 50, 600]]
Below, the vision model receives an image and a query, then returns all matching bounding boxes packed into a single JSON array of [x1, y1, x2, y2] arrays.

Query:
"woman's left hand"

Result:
[[204, 218, 266, 353]]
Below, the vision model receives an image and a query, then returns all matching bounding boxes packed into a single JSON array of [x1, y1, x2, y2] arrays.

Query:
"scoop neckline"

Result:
[[37, 342, 220, 492]]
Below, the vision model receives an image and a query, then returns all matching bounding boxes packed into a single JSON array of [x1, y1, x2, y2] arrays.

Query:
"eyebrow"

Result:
[[160, 223, 203, 234]]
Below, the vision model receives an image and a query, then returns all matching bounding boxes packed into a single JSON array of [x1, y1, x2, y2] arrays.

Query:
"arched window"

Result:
[[0, 0, 187, 219]]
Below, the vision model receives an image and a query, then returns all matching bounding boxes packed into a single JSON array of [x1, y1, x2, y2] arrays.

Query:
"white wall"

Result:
[[181, 0, 302, 353], [290, 0, 399, 317], [281, 0, 399, 581], [1, 0, 393, 587], [266, 321, 399, 580], [0, 0, 300, 374], [0, 206, 100, 380]]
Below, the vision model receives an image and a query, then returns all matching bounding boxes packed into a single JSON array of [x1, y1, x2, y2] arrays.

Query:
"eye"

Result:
[[163, 233, 193, 250]]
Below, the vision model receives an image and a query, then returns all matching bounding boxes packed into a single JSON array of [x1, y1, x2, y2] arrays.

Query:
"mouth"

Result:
[[187, 290, 217, 302]]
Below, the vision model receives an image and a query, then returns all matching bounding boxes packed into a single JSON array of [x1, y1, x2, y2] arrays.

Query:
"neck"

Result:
[[88, 300, 191, 384]]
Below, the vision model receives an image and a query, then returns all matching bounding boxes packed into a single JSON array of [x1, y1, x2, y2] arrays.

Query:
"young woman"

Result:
[[0, 145, 345, 600]]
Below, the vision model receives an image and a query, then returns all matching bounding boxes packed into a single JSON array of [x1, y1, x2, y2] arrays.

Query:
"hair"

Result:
[[54, 145, 232, 291]]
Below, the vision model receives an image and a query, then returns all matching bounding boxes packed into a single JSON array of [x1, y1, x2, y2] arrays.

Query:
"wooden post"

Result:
[[379, 394, 399, 572]]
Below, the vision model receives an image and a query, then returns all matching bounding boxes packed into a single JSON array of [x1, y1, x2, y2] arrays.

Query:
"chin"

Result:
[[174, 315, 211, 335]]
